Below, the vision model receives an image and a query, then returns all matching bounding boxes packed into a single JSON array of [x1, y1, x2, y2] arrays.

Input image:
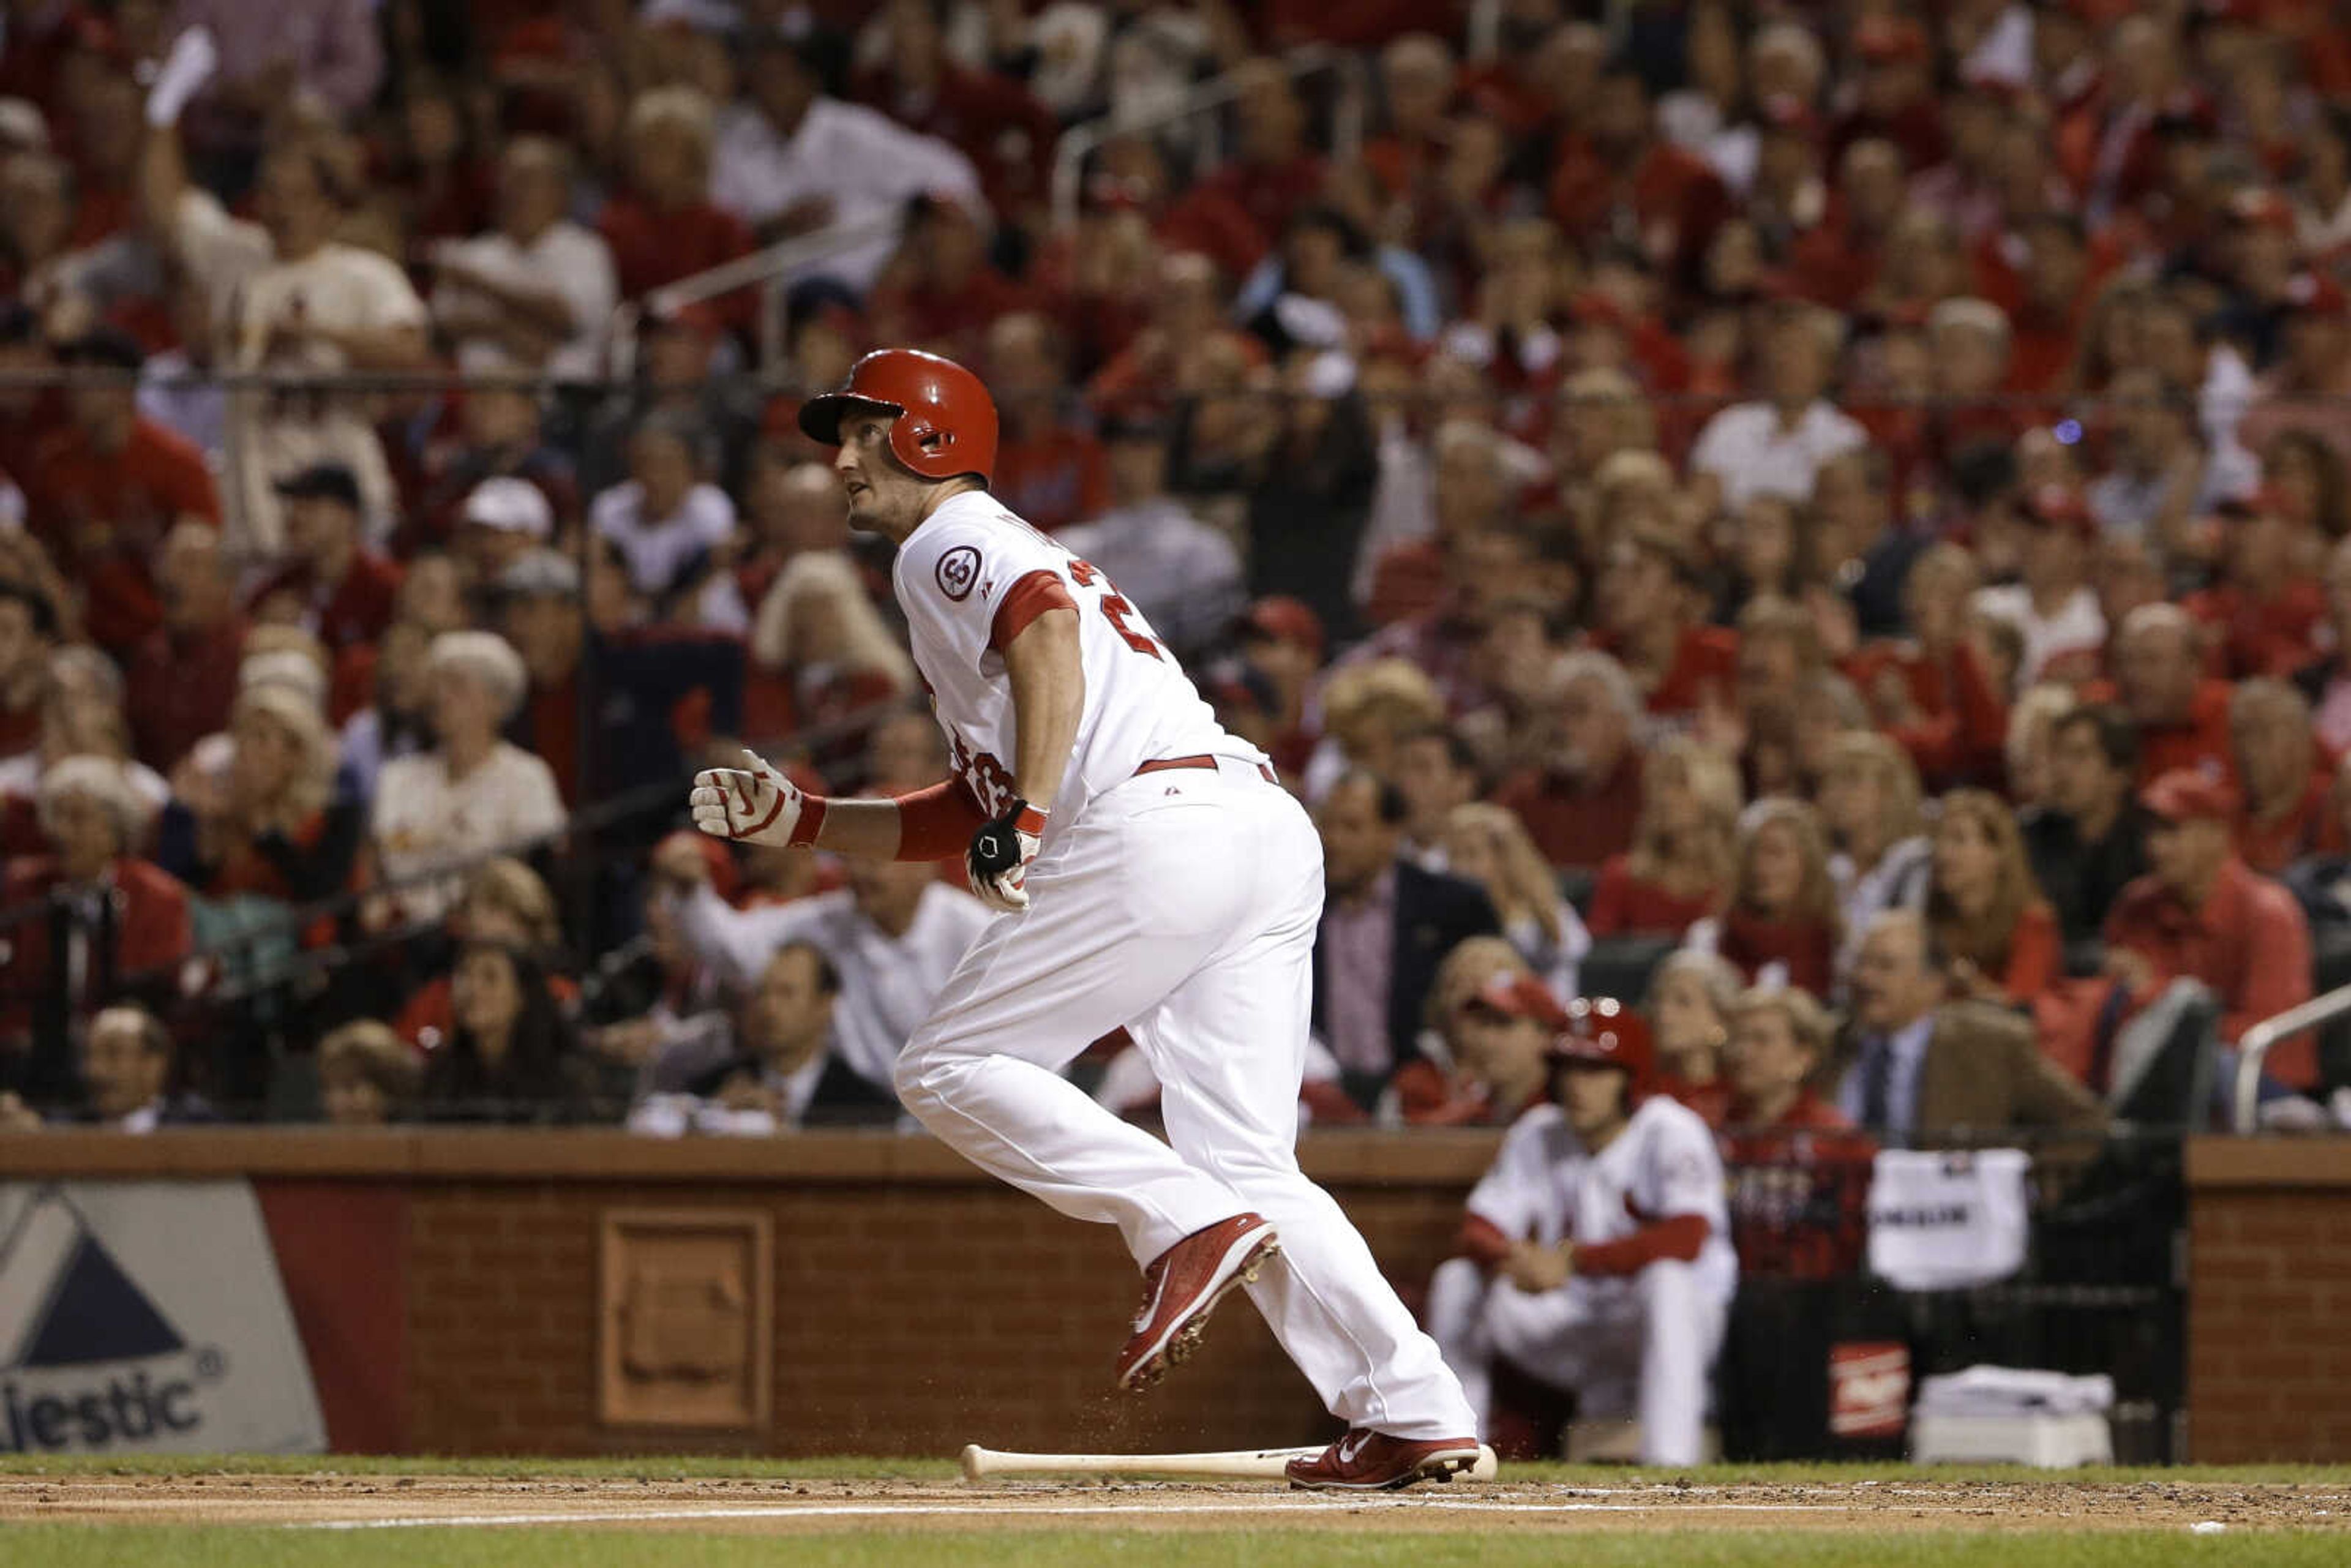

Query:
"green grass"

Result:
[[2, 1453, 2349, 1486], [7, 1528, 2346, 1568]]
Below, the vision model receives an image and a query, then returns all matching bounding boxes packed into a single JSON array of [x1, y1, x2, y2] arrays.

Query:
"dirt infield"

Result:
[[1, 1472, 2344, 1534]]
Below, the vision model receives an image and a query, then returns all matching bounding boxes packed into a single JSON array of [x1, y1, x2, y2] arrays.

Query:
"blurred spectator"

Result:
[[660, 835, 990, 1098], [1304, 656, 1443, 801], [710, 26, 983, 293], [1223, 595, 1323, 782], [1973, 486, 2105, 687], [1838, 909, 2104, 1145], [850, 0, 1057, 228], [871, 198, 1032, 367], [1548, 62, 1730, 282], [23, 327, 221, 654], [174, 2, 384, 143], [2186, 489, 2327, 680], [1703, 986, 1872, 1281], [1392, 725, 1479, 869], [1313, 769, 1500, 1108], [1241, 358, 1378, 639], [0, 580, 58, 761], [1194, 59, 1326, 244], [1429, 997, 1736, 1466], [1818, 732, 1930, 986], [1587, 738, 1739, 939], [1925, 789, 2061, 1007], [589, 414, 738, 618], [70, 1004, 213, 1131], [1593, 528, 1738, 723], [1712, 799, 1840, 999], [984, 312, 1105, 533], [391, 857, 574, 1054], [157, 682, 359, 917], [1389, 940, 1539, 1127], [2101, 604, 2234, 785], [2023, 705, 2152, 950], [0, 756, 192, 1103], [1847, 542, 2007, 789], [315, 1019, 420, 1127], [1687, 304, 1864, 514], [1401, 970, 1565, 1131], [1441, 803, 1589, 1000], [1490, 651, 1646, 874], [2229, 680, 2338, 875], [596, 86, 754, 306], [1644, 949, 1741, 1102], [371, 631, 566, 925], [427, 137, 618, 379], [414, 941, 594, 1124], [2105, 770, 2318, 1089], [2301, 536, 2351, 754], [746, 550, 917, 747], [0, 649, 171, 844], [248, 463, 402, 653], [632, 940, 898, 1136], [451, 476, 553, 595], [337, 619, 431, 806], [1056, 412, 1243, 661], [2004, 683, 2079, 814], [411, 384, 582, 560], [733, 452, 850, 610]]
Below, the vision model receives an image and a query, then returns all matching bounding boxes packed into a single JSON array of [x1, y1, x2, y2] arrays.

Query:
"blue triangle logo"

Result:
[[0, 1190, 186, 1369]]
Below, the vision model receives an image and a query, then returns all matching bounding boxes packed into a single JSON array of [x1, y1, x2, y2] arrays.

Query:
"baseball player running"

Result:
[[1427, 995, 1736, 1465], [691, 350, 1480, 1489]]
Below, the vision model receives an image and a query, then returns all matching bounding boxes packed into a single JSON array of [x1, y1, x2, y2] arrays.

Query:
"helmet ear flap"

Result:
[[891, 416, 947, 471]]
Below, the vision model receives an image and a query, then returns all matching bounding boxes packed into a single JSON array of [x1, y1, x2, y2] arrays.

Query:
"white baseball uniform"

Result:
[[889, 490, 1476, 1440], [1427, 1095, 1736, 1464]]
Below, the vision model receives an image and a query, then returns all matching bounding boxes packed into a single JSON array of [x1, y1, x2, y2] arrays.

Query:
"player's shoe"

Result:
[[1284, 1430, 1485, 1491], [1114, 1212, 1280, 1392]]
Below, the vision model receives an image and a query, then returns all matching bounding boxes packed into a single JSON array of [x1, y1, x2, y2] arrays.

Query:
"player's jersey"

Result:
[[1464, 1097, 1738, 1304], [892, 490, 1259, 832]]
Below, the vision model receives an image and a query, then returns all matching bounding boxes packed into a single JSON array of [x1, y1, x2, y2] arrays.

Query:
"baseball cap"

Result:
[[499, 548, 583, 601], [2140, 768, 2238, 825], [1468, 973, 1570, 1029], [1240, 596, 1325, 656], [273, 463, 363, 511], [463, 476, 555, 539]]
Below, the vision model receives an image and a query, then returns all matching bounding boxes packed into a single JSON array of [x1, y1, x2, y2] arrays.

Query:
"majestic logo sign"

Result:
[[0, 1182, 323, 1454]]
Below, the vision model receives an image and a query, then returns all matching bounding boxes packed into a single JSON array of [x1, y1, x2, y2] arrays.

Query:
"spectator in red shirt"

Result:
[[2103, 604, 2235, 785], [249, 464, 403, 655], [124, 522, 247, 775], [851, 0, 1059, 227], [2104, 769, 2317, 1087], [2185, 489, 2328, 679], [1193, 59, 1329, 245], [0, 581, 58, 763], [1829, 19, 1946, 174], [1785, 138, 1906, 310], [1646, 949, 1741, 1105], [984, 312, 1108, 535], [866, 200, 1032, 369], [1587, 737, 1739, 939], [1715, 799, 1840, 999], [2229, 679, 2339, 874], [1594, 526, 1739, 722], [1490, 650, 1647, 873], [596, 86, 755, 310], [1363, 32, 1457, 198], [1925, 789, 2062, 1007], [1703, 986, 1873, 1282], [2003, 215, 2096, 394], [1549, 66, 1730, 279], [23, 328, 219, 655]]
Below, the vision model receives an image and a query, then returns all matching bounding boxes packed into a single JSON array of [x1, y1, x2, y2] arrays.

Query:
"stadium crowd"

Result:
[[0, 0, 2346, 1179]]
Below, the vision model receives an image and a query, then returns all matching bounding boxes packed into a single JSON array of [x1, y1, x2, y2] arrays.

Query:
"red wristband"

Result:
[[787, 793, 830, 849], [1013, 803, 1048, 836]]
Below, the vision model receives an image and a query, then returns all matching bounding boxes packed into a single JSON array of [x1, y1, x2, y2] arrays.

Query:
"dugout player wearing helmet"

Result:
[[1427, 995, 1736, 1465], [692, 350, 1482, 1490]]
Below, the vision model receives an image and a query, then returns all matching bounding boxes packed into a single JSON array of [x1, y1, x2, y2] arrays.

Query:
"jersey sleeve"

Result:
[[1641, 1108, 1730, 1226], [1463, 1110, 1554, 1240], [898, 511, 1074, 673]]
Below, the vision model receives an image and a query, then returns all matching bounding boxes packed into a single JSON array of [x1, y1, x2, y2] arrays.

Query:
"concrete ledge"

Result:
[[2184, 1136, 2351, 1188]]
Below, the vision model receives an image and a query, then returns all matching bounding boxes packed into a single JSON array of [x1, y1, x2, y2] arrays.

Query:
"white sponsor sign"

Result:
[[0, 1181, 326, 1454]]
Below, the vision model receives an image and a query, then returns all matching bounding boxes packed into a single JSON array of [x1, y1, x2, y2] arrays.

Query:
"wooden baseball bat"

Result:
[[958, 1442, 1498, 1482]]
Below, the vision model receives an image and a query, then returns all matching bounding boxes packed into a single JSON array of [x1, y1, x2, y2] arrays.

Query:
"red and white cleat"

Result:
[[1284, 1430, 1485, 1491], [1114, 1212, 1280, 1392]]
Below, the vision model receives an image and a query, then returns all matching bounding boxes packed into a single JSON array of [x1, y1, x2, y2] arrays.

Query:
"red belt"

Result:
[[1136, 754, 1278, 784]]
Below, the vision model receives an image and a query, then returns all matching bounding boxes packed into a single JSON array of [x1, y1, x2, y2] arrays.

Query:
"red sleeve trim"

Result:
[[990, 569, 1078, 651], [1460, 1214, 1513, 1270], [894, 778, 991, 861], [785, 793, 828, 848], [1575, 1214, 1710, 1277]]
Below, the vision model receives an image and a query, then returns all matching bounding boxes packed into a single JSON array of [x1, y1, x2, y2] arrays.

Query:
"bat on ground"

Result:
[[957, 1442, 1499, 1483]]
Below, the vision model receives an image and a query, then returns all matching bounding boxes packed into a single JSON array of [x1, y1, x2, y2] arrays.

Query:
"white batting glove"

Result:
[[691, 749, 808, 847], [966, 799, 1046, 912]]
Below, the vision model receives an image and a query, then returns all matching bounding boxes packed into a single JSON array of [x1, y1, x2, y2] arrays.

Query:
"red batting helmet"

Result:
[[797, 348, 999, 482], [1547, 997, 1652, 1103]]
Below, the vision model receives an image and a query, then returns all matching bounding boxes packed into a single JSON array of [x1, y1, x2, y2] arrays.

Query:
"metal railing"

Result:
[[1049, 43, 1368, 229], [2232, 982, 2351, 1132], [607, 214, 905, 376]]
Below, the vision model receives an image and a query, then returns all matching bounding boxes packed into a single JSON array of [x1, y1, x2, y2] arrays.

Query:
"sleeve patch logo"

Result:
[[936, 545, 982, 601]]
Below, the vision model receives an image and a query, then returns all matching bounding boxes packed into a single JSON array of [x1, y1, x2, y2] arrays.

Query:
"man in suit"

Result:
[[633, 940, 899, 1134], [1314, 769, 1501, 1109], [1839, 909, 2105, 1146]]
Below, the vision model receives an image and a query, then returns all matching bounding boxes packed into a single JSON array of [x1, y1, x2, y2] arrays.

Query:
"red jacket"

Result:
[[1717, 909, 1838, 999], [0, 856, 193, 1042], [249, 551, 404, 653], [1491, 751, 1646, 874], [2185, 580, 2329, 681], [1586, 855, 1723, 939], [2235, 769, 2344, 876], [1845, 639, 2008, 790], [2104, 857, 2316, 1087]]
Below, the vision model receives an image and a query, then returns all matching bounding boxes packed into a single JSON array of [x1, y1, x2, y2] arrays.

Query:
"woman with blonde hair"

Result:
[[1441, 803, 1592, 997], [1643, 948, 1742, 1098], [1714, 798, 1841, 998], [1302, 657, 1446, 801], [1390, 934, 1537, 1126], [1587, 737, 1741, 937], [157, 683, 361, 909], [1926, 789, 2060, 1005], [744, 550, 918, 745], [1817, 730, 1932, 986]]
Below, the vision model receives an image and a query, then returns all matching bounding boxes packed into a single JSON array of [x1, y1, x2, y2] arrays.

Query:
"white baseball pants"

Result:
[[1427, 1255, 1727, 1465], [894, 758, 1476, 1440]]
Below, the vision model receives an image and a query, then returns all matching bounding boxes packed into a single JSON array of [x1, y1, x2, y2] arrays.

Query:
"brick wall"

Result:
[[2186, 1141, 2351, 1462]]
